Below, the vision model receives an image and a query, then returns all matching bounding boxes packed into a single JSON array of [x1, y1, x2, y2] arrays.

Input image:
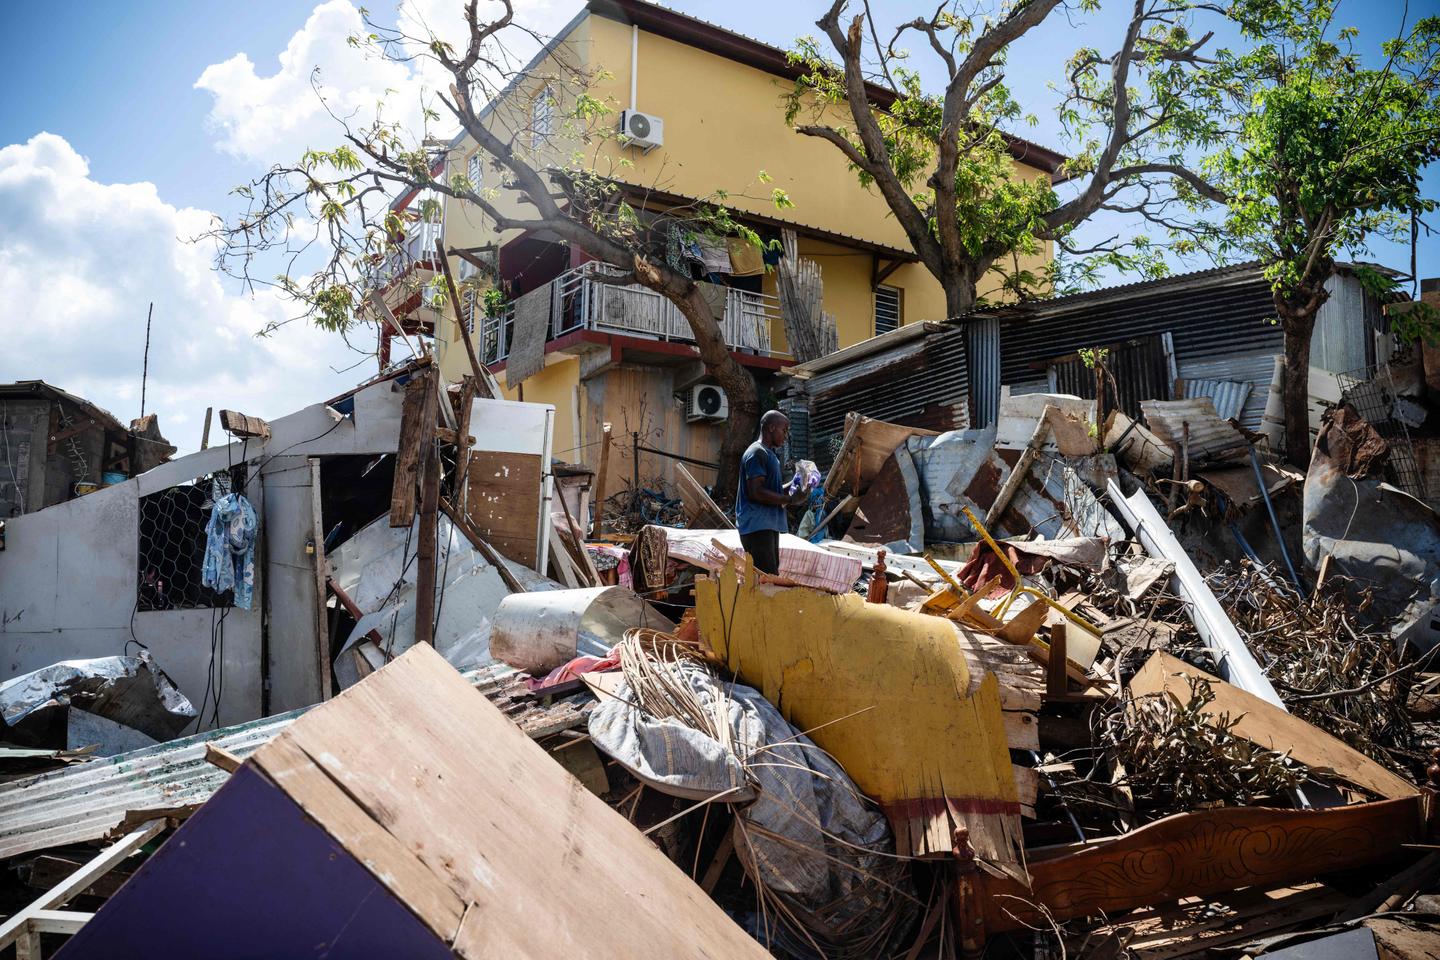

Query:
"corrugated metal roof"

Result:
[[1183, 378, 1252, 422], [0, 665, 585, 861], [1140, 397, 1252, 463]]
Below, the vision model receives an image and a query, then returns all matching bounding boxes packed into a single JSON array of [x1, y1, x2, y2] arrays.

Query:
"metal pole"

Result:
[[631, 430, 641, 516], [1250, 445, 1303, 592], [139, 302, 153, 418]]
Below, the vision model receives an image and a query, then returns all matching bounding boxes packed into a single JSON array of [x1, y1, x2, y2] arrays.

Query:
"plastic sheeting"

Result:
[[329, 513, 560, 687], [588, 657, 914, 956]]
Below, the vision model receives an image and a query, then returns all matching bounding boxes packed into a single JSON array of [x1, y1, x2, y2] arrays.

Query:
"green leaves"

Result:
[[1199, 0, 1440, 301]]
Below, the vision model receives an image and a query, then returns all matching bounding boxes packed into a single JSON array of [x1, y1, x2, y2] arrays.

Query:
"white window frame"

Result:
[[466, 150, 483, 191], [532, 85, 556, 148], [874, 285, 902, 335]]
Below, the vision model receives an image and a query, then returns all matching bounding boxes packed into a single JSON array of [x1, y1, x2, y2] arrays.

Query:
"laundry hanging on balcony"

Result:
[[505, 286, 552, 388], [726, 238, 764, 277]]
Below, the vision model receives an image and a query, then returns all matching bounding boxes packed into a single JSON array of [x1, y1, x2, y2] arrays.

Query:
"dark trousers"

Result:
[[739, 529, 781, 575]]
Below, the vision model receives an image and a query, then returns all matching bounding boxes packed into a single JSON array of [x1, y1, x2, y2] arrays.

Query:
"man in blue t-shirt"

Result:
[[735, 410, 810, 574]]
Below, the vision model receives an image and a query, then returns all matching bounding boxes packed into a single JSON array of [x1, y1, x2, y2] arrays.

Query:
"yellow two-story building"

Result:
[[418, 0, 1063, 495]]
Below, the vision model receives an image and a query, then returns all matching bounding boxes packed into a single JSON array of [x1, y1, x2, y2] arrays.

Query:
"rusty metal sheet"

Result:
[[1141, 397, 1251, 464]]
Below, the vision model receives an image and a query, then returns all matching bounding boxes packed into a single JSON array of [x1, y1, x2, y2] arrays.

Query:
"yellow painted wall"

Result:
[[499, 356, 581, 460], [436, 9, 1057, 372]]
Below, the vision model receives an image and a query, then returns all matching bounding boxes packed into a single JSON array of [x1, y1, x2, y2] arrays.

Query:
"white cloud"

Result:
[[0, 132, 366, 455], [194, 0, 582, 168], [195, 0, 432, 165]]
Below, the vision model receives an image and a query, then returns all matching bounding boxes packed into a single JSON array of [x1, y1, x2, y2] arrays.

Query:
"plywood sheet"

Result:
[[1130, 652, 1418, 800], [253, 644, 768, 960], [466, 451, 542, 566]]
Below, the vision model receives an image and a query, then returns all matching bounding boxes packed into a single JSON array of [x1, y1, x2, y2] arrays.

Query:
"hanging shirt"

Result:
[[202, 493, 258, 610], [736, 441, 787, 535]]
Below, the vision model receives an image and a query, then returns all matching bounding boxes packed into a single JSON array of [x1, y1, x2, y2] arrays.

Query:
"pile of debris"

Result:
[[4, 371, 1440, 960]]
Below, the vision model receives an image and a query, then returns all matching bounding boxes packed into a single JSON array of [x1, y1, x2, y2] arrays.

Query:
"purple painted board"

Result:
[[57, 764, 454, 959]]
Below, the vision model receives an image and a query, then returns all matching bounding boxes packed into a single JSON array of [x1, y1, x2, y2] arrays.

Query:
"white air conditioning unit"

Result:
[[686, 384, 729, 422], [619, 110, 664, 151]]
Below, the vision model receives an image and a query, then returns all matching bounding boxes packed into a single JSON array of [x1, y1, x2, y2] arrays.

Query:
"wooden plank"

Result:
[[977, 796, 1424, 936], [591, 423, 612, 537], [414, 418, 441, 646], [675, 463, 732, 529], [218, 409, 271, 441], [1131, 652, 1419, 800], [308, 457, 333, 698], [29, 910, 92, 935], [390, 372, 432, 527], [453, 376, 478, 512], [0, 820, 164, 950], [256, 644, 770, 959], [1047, 623, 1068, 700]]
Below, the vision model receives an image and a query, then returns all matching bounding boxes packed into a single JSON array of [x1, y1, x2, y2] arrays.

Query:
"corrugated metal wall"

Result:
[[1176, 351, 1279, 432], [1001, 270, 1284, 383], [1313, 272, 1382, 375], [967, 316, 1001, 427], [1048, 334, 1173, 418], [804, 330, 970, 469]]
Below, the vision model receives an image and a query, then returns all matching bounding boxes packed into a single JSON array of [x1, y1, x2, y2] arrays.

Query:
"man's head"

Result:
[[759, 410, 789, 449]]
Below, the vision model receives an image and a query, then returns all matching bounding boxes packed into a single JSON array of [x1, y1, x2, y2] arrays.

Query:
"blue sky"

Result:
[[1, 0, 1434, 453]]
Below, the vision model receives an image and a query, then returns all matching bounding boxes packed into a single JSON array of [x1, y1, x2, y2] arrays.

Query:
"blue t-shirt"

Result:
[[736, 441, 787, 535]]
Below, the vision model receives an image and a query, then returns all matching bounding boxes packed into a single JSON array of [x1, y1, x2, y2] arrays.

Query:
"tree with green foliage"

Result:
[[1189, 0, 1440, 466], [784, 0, 1226, 418], [205, 0, 791, 497]]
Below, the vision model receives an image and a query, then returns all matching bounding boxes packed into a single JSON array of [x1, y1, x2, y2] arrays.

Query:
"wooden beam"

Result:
[[200, 406, 213, 450], [871, 255, 903, 290], [204, 742, 243, 773], [1047, 623, 1068, 700], [218, 409, 271, 441], [975, 797, 1425, 937], [390, 372, 432, 527], [413, 374, 442, 646], [591, 423, 613, 537], [435, 237, 501, 399], [452, 376, 478, 512]]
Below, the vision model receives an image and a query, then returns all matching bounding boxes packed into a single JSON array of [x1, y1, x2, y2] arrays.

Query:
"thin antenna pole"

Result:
[[140, 302, 154, 418]]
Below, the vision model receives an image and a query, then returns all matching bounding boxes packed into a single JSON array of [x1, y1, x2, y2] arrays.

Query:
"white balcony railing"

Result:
[[477, 262, 785, 365]]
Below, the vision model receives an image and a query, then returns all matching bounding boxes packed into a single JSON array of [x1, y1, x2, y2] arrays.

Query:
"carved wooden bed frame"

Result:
[[959, 793, 1435, 952]]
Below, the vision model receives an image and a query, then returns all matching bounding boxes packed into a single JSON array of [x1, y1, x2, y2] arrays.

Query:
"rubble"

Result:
[[6, 359, 1440, 958]]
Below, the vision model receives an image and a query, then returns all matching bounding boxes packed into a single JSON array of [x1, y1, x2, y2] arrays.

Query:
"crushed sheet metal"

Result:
[[1141, 396, 1252, 463], [0, 664, 583, 861], [1183, 378, 1252, 422], [1107, 478, 1286, 707]]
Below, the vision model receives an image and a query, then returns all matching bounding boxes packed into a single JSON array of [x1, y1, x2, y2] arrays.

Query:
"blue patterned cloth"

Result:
[[202, 493, 257, 610]]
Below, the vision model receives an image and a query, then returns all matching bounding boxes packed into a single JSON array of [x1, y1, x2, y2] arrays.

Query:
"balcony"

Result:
[[371, 219, 445, 292], [474, 262, 786, 366]]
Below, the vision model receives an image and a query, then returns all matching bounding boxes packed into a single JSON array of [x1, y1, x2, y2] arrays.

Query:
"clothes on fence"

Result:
[[202, 493, 258, 610], [725, 238, 765, 277]]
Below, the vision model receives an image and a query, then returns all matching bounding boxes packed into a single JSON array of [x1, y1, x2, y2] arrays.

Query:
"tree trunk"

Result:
[[1276, 293, 1321, 469], [633, 259, 758, 504]]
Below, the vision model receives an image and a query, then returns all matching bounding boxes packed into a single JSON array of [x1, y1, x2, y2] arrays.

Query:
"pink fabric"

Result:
[[525, 651, 621, 692]]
